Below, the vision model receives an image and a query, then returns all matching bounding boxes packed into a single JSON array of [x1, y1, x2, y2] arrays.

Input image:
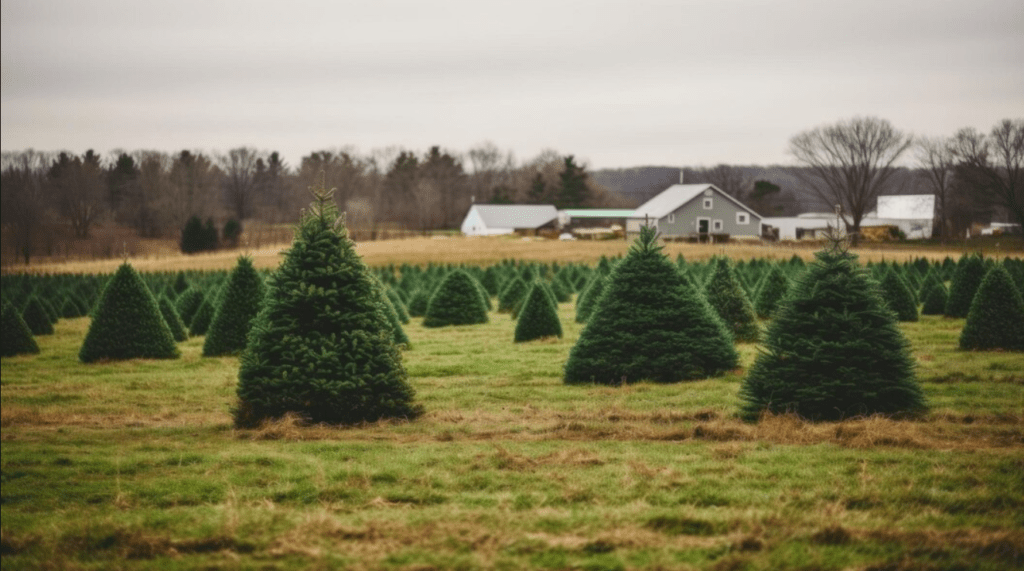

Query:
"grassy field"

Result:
[[2, 291, 1022, 569]]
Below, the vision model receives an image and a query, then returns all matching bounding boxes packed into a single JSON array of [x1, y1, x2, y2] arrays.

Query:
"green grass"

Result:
[[2, 303, 1022, 570]]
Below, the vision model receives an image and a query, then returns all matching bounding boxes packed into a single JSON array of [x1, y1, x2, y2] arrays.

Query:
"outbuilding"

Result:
[[460, 204, 559, 236], [627, 184, 763, 240]]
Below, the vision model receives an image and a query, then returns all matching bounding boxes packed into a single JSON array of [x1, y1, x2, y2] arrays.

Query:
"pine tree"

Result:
[[21, 297, 54, 336], [514, 282, 563, 342], [704, 258, 760, 342], [920, 284, 948, 315], [189, 296, 216, 337], [79, 263, 179, 362], [202, 256, 266, 357], [423, 270, 490, 327], [564, 227, 738, 385], [175, 287, 205, 327], [158, 295, 189, 342], [234, 173, 420, 427], [739, 243, 925, 421], [945, 254, 986, 318], [879, 267, 919, 322], [385, 288, 410, 324], [497, 276, 529, 314], [753, 264, 791, 319], [959, 265, 1024, 352], [2, 300, 40, 357], [407, 288, 431, 317], [574, 274, 606, 323]]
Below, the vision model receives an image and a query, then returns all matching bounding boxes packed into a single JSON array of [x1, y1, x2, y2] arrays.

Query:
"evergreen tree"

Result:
[[497, 276, 529, 314], [189, 296, 216, 337], [879, 267, 919, 322], [385, 288, 410, 324], [234, 174, 420, 427], [739, 243, 925, 421], [377, 284, 411, 347], [423, 270, 490, 327], [564, 227, 738, 385], [575, 274, 607, 323], [158, 295, 189, 342], [2, 300, 40, 357], [203, 256, 266, 357], [753, 264, 791, 319], [172, 272, 191, 295], [945, 254, 986, 318], [175, 287, 205, 327], [959, 265, 1024, 352], [514, 282, 563, 342], [920, 283, 948, 315], [704, 258, 760, 342], [180, 216, 207, 254], [79, 263, 179, 362], [21, 297, 54, 336], [406, 288, 431, 317]]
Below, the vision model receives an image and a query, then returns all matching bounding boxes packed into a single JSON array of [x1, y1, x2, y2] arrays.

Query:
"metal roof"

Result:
[[468, 204, 558, 229], [876, 195, 935, 220], [631, 184, 762, 220], [559, 209, 637, 218]]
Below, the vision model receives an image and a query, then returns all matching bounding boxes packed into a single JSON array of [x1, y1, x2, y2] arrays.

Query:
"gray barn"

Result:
[[627, 184, 763, 240]]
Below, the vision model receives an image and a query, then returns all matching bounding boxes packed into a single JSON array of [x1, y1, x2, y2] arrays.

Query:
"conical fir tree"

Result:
[[79, 263, 180, 362], [945, 254, 986, 318], [2, 300, 40, 357], [959, 265, 1024, 352], [21, 297, 54, 336], [234, 174, 420, 427], [175, 287, 205, 327], [514, 282, 563, 342], [574, 274, 606, 324], [158, 295, 189, 342], [497, 276, 530, 314], [753, 264, 791, 319], [739, 242, 925, 421], [202, 256, 266, 357], [879, 267, 919, 322], [423, 270, 489, 327], [704, 258, 760, 342], [564, 227, 738, 385]]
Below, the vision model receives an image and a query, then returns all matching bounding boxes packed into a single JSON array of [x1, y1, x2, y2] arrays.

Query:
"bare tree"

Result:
[[128, 151, 173, 238], [1, 150, 51, 264], [167, 150, 221, 230], [218, 147, 264, 221], [692, 164, 752, 201], [948, 119, 1024, 230], [915, 136, 957, 241], [467, 141, 516, 203], [789, 116, 913, 242], [47, 150, 107, 238]]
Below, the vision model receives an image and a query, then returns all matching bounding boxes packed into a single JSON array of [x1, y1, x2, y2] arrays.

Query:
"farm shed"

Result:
[[627, 184, 763, 239], [460, 204, 559, 236]]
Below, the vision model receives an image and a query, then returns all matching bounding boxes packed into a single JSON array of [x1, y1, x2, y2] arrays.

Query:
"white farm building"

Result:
[[460, 204, 559, 236]]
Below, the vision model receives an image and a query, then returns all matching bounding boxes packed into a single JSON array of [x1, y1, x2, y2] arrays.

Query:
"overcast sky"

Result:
[[2, 0, 1022, 170]]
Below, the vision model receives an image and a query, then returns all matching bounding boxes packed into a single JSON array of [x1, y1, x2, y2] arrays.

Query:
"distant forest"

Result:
[[3, 116, 1020, 264]]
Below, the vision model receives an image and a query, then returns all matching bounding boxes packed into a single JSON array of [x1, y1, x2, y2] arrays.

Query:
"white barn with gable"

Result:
[[460, 204, 559, 236]]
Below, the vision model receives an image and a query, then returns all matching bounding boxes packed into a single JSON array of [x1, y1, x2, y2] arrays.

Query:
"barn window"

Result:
[[713, 219, 723, 231], [737, 212, 749, 225], [703, 198, 713, 209], [667, 213, 675, 224]]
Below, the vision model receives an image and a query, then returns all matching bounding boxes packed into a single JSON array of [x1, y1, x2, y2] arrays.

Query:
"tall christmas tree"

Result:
[[740, 241, 925, 421], [564, 227, 738, 385], [202, 256, 265, 357], [234, 173, 421, 427]]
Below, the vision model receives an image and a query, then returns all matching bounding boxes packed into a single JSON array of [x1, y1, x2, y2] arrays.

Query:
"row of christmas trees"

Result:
[[3, 176, 1023, 426]]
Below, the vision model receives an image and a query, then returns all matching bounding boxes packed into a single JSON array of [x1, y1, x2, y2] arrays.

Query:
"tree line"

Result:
[[1, 142, 627, 264]]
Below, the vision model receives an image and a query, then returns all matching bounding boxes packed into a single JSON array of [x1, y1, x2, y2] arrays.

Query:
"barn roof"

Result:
[[469, 204, 558, 229], [631, 184, 762, 220]]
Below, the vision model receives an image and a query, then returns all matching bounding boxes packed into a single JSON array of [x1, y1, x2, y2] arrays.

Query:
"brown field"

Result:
[[6, 235, 1016, 275]]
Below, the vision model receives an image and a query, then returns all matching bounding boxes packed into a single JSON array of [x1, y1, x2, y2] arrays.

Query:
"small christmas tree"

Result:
[[202, 256, 266, 357], [920, 284, 948, 315], [234, 173, 420, 427], [564, 227, 738, 385], [2, 300, 40, 357], [497, 276, 529, 314], [739, 241, 925, 421], [79, 263, 180, 362], [959, 265, 1024, 352], [945, 254, 986, 318], [21, 297, 54, 336], [423, 270, 489, 327], [704, 258, 760, 342], [574, 274, 606, 323], [158, 296, 189, 342], [879, 267, 919, 322], [188, 296, 215, 337], [175, 287, 205, 327], [514, 282, 563, 342], [753, 263, 791, 319]]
